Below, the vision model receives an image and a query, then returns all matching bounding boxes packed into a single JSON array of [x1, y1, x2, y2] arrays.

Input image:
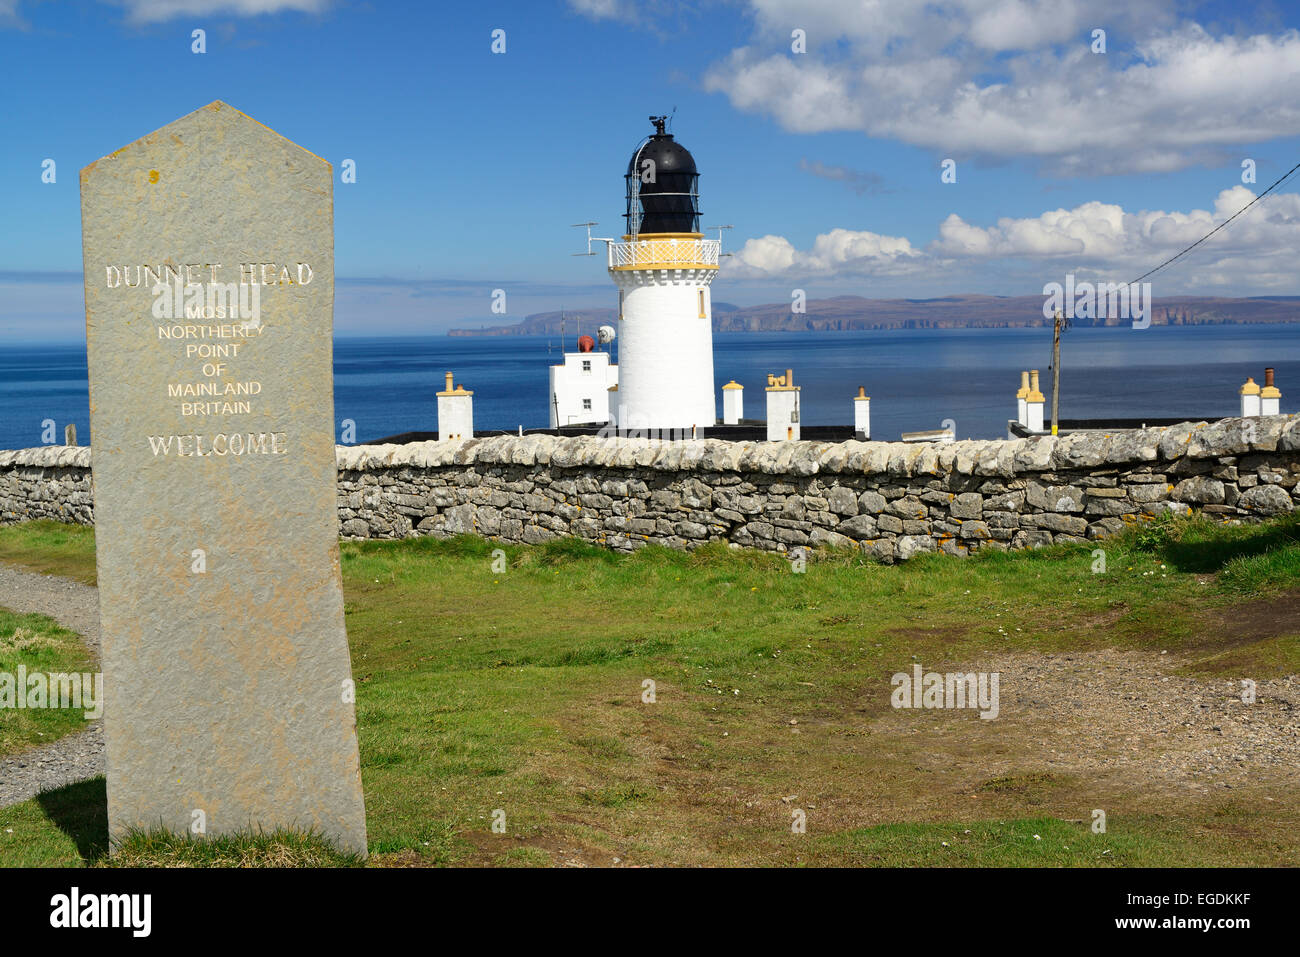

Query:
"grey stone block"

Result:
[[1171, 476, 1226, 505], [949, 492, 983, 519], [1237, 484, 1294, 515]]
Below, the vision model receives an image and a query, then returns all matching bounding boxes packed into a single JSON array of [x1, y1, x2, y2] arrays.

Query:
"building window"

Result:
[[582, 398, 592, 410], [698, 289, 706, 318], [582, 360, 591, 372], [618, 289, 624, 320]]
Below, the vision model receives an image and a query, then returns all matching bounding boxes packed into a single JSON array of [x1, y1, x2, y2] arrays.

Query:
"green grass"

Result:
[[0, 777, 363, 867], [1135, 508, 1300, 589], [1220, 543, 1300, 595], [0, 606, 99, 756], [1, 512, 1297, 867], [104, 827, 366, 867], [0, 778, 108, 866], [0, 521, 97, 584]]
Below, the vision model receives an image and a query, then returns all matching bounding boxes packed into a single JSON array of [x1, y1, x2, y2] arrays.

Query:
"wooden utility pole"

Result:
[[1050, 310, 1063, 435]]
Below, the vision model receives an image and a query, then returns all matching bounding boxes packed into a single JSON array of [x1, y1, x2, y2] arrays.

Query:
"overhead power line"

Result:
[[1129, 159, 1300, 286], [1046, 158, 1300, 426]]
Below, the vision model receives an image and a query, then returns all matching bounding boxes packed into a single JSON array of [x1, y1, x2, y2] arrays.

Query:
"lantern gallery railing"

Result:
[[608, 237, 720, 271]]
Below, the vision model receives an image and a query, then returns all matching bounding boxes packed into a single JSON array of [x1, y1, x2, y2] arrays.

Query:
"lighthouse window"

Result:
[[583, 399, 592, 410], [698, 290, 706, 318], [582, 360, 591, 372]]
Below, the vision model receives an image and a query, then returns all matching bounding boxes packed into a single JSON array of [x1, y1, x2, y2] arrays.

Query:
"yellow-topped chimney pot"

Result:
[[1026, 369, 1045, 403]]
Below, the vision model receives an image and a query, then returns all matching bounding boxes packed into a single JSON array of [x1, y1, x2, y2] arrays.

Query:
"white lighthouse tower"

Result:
[[606, 116, 720, 436]]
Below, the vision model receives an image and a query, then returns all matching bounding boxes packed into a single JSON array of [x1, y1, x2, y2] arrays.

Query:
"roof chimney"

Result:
[[1024, 370, 1045, 432], [854, 387, 870, 440], [1015, 370, 1030, 428], [1261, 367, 1281, 414], [765, 368, 800, 440], [722, 380, 744, 425], [1240, 376, 1261, 417], [437, 370, 473, 440]]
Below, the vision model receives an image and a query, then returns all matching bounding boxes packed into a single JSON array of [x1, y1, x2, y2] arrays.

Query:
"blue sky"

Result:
[[4, 0, 1300, 339]]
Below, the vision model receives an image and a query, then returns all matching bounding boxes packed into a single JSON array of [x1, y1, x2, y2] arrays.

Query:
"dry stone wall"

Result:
[[0, 447, 94, 526], [4, 415, 1299, 560]]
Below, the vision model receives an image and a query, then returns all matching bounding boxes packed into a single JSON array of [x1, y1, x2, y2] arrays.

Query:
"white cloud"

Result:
[[704, 2, 1300, 174], [111, 0, 329, 23], [727, 228, 922, 278], [727, 187, 1300, 293], [931, 187, 1298, 265], [567, 0, 631, 20], [566, 0, 686, 27], [741, 0, 1165, 53], [932, 202, 1130, 259], [729, 234, 798, 275]]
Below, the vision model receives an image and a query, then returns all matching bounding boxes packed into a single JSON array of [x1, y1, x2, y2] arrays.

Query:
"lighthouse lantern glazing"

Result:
[[609, 116, 719, 433]]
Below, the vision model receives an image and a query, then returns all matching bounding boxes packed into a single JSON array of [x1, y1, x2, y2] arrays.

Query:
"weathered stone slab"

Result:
[[80, 102, 366, 854]]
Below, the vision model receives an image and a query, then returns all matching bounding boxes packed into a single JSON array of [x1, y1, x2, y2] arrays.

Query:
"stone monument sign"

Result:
[[80, 101, 367, 855]]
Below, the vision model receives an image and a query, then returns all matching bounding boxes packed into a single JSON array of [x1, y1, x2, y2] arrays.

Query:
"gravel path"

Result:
[[0, 563, 100, 656], [988, 649, 1300, 790], [0, 563, 104, 808]]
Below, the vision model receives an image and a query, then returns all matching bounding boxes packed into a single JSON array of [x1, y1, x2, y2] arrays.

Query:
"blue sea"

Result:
[[2, 324, 1298, 451]]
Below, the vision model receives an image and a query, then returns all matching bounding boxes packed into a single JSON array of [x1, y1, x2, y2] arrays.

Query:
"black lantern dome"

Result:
[[625, 116, 700, 236]]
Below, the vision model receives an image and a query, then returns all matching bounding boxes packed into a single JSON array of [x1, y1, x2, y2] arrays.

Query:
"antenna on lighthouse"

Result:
[[706, 224, 733, 257], [572, 222, 613, 257]]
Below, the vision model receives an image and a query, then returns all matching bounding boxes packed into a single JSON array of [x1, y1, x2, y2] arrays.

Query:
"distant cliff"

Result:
[[447, 294, 1300, 336]]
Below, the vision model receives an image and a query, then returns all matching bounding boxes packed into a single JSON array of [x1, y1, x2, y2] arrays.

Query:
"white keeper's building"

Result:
[[548, 341, 618, 427]]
